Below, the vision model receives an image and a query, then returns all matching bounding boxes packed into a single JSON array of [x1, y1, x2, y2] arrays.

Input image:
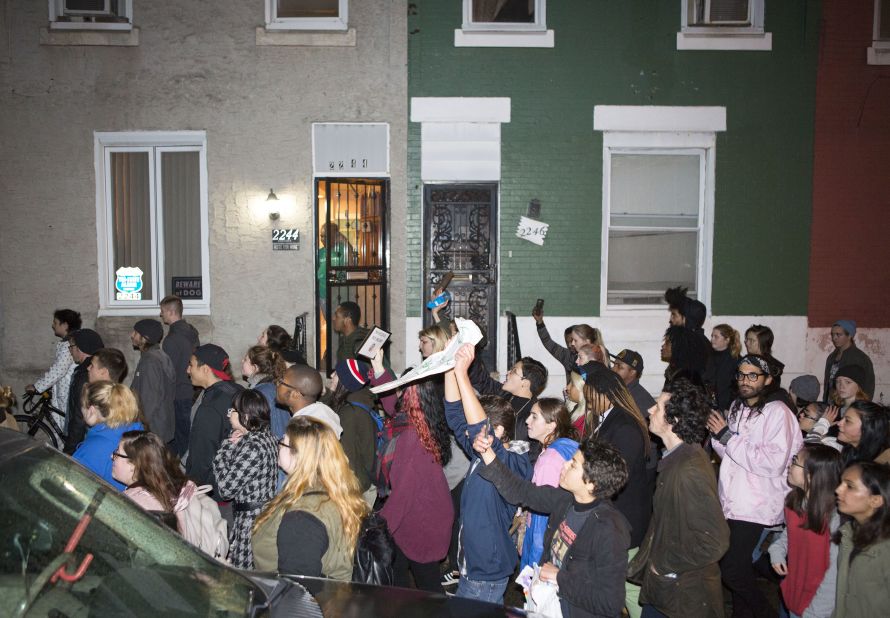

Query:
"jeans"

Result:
[[456, 575, 509, 605], [172, 398, 193, 457]]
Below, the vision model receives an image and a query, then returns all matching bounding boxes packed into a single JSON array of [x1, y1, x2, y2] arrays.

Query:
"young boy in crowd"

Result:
[[470, 387, 631, 617], [445, 344, 533, 604]]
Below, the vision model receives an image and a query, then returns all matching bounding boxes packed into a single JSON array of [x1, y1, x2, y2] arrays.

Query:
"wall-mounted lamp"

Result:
[[266, 188, 280, 221]]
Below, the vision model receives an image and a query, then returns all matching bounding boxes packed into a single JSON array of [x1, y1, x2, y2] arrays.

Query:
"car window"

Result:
[[0, 446, 260, 616]]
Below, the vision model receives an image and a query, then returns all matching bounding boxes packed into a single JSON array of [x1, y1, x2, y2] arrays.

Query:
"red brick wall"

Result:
[[810, 0, 890, 327]]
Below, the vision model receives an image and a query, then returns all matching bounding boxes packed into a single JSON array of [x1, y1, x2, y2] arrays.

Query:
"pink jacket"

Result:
[[124, 481, 198, 532], [711, 400, 803, 526]]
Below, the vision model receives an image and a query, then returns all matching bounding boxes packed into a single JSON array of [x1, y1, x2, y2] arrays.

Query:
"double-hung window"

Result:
[[49, 0, 133, 30], [265, 0, 348, 31], [456, 0, 553, 47], [95, 132, 210, 315], [677, 0, 771, 50], [869, 0, 890, 64], [594, 106, 725, 314]]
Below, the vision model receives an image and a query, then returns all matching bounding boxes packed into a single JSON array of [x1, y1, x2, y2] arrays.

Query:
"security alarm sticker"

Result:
[[115, 267, 144, 300]]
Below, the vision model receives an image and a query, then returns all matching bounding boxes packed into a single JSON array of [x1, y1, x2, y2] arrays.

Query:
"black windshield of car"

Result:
[[0, 444, 261, 617]]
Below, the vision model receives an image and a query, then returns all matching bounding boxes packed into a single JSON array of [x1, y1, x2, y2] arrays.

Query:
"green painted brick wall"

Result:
[[407, 1, 819, 317]]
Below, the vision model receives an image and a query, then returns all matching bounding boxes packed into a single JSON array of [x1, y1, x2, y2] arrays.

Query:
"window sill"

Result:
[[40, 26, 139, 46], [676, 31, 772, 51], [454, 29, 554, 48], [867, 45, 890, 65], [98, 305, 210, 318], [255, 26, 356, 47]]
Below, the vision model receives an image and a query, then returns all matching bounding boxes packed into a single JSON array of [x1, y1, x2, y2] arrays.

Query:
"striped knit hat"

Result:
[[335, 358, 370, 392]]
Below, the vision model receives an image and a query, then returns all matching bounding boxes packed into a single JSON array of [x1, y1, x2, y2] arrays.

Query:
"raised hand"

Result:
[[453, 343, 476, 374]]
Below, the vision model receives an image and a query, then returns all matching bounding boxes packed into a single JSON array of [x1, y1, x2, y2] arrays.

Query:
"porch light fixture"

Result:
[[266, 188, 280, 220]]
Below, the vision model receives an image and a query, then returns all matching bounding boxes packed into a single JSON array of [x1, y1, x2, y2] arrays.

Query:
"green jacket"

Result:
[[336, 327, 369, 363], [832, 522, 890, 618], [628, 443, 729, 618], [252, 490, 353, 581]]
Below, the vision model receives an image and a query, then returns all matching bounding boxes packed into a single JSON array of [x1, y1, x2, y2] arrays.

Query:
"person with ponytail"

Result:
[[768, 444, 843, 618], [72, 380, 144, 490], [705, 323, 741, 412], [518, 398, 579, 572], [581, 363, 652, 618], [252, 417, 368, 580]]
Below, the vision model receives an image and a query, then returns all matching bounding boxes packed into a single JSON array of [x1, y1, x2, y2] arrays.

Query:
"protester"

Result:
[[705, 323, 741, 412], [418, 322, 451, 359], [519, 398, 579, 572], [332, 301, 369, 363], [707, 354, 803, 618], [275, 364, 342, 438], [329, 358, 379, 506], [212, 389, 278, 569], [130, 319, 175, 444], [241, 345, 286, 437], [27, 308, 80, 427], [445, 344, 532, 604], [185, 344, 243, 499], [823, 320, 875, 402], [64, 328, 105, 453], [610, 349, 655, 417], [799, 402, 842, 452], [831, 365, 871, 414], [789, 374, 821, 409], [629, 379, 729, 618], [376, 374, 453, 592], [73, 381, 144, 490], [831, 462, 890, 617], [837, 400, 890, 466], [473, 428, 631, 618], [257, 324, 291, 352], [533, 301, 607, 379], [114, 429, 196, 532], [582, 364, 652, 617], [467, 353, 547, 444], [87, 348, 128, 384], [660, 325, 709, 389], [664, 286, 707, 334], [768, 444, 843, 618], [160, 295, 200, 457], [252, 417, 368, 580]]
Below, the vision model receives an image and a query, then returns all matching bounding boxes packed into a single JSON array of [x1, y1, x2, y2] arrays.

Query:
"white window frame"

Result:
[[264, 0, 348, 31], [49, 0, 133, 31], [677, 0, 772, 51], [594, 106, 726, 316], [455, 0, 553, 47], [869, 0, 890, 64], [94, 131, 211, 316]]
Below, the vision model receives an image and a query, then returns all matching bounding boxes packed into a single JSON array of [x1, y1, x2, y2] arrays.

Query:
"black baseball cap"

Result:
[[609, 349, 644, 375]]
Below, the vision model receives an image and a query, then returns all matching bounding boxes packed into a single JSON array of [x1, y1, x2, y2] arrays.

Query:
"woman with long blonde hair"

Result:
[[72, 380, 144, 490], [252, 417, 368, 580]]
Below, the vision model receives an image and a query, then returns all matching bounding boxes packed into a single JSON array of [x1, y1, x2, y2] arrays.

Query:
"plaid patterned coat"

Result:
[[213, 428, 278, 568]]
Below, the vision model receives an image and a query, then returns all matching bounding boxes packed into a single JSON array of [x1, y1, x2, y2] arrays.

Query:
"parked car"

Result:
[[0, 428, 525, 617]]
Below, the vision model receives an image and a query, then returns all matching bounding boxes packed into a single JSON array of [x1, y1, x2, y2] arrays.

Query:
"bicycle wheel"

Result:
[[15, 414, 59, 449]]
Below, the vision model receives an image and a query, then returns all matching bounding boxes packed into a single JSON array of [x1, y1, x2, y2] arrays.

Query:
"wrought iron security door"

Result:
[[423, 184, 498, 371], [316, 179, 389, 373]]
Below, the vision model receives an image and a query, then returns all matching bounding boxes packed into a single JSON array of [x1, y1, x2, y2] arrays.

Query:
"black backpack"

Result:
[[351, 511, 395, 586]]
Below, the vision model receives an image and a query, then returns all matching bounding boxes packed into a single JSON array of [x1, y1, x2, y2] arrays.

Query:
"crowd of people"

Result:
[[8, 289, 889, 617]]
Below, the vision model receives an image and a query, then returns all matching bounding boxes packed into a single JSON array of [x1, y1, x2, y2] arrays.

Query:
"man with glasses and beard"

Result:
[[707, 354, 802, 618]]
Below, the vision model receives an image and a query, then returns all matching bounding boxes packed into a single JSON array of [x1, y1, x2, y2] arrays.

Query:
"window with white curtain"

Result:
[[95, 132, 209, 314], [265, 0, 348, 30]]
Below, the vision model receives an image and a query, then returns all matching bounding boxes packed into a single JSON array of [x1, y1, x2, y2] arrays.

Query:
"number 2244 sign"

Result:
[[272, 229, 300, 251]]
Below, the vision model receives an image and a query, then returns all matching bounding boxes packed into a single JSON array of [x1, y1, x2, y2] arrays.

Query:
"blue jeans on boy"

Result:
[[456, 575, 509, 605]]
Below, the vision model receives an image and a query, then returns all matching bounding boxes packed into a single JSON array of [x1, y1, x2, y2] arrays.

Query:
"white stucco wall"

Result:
[[0, 1, 407, 389]]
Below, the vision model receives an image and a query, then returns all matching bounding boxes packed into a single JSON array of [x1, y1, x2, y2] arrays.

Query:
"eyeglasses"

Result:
[[277, 440, 292, 450], [736, 371, 766, 383], [790, 456, 804, 469], [227, 407, 239, 417], [275, 378, 301, 393], [507, 367, 526, 380], [111, 451, 130, 460]]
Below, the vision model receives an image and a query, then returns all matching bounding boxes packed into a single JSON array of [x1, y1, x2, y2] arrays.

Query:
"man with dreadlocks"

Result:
[[580, 362, 652, 618], [662, 287, 711, 390], [707, 354, 802, 618]]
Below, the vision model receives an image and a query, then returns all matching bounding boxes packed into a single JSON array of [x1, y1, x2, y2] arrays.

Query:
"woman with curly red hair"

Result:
[[373, 372, 454, 593]]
